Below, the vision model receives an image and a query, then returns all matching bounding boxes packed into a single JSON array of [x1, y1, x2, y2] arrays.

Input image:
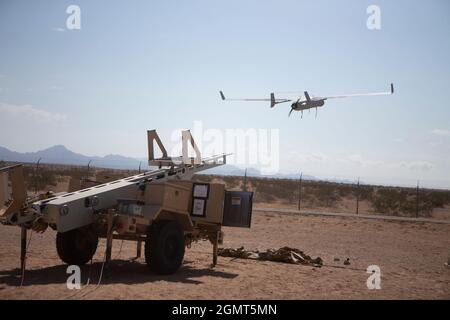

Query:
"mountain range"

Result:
[[0, 144, 319, 180], [0, 145, 147, 170]]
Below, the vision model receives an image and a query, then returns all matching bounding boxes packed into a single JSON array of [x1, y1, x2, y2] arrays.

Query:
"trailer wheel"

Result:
[[145, 220, 185, 275], [56, 226, 98, 265]]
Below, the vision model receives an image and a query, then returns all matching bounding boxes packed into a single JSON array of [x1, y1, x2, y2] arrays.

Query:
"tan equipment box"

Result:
[[143, 181, 225, 225]]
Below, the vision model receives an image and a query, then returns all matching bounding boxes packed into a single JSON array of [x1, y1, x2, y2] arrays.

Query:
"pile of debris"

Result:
[[218, 246, 323, 267]]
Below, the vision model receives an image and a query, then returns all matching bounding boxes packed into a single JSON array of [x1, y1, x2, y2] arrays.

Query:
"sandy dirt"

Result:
[[0, 210, 449, 300]]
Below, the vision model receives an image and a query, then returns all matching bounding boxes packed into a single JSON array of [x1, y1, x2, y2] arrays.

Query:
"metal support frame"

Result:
[[182, 130, 201, 165], [20, 227, 27, 271], [148, 129, 203, 167], [147, 130, 169, 166]]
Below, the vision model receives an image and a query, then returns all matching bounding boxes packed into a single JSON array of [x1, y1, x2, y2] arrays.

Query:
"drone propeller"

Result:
[[289, 99, 301, 117], [288, 108, 294, 117]]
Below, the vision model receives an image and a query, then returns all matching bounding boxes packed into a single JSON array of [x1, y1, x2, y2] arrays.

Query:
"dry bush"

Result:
[[195, 174, 450, 217]]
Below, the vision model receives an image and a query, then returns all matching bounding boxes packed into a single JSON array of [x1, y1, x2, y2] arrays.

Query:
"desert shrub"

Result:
[[336, 184, 352, 197], [372, 188, 404, 215], [25, 168, 57, 191], [427, 191, 449, 208], [370, 187, 435, 217], [358, 185, 374, 201], [181, 174, 450, 217]]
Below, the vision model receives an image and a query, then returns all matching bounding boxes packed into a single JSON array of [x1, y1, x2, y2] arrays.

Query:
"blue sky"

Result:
[[0, 0, 449, 188]]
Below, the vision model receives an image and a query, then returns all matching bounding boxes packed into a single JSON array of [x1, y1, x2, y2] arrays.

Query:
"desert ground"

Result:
[[0, 209, 449, 300]]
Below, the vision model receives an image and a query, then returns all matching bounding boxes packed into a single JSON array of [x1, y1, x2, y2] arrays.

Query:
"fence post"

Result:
[[87, 160, 92, 178], [356, 177, 360, 215], [416, 180, 420, 218], [243, 168, 247, 192], [34, 158, 41, 194], [298, 172, 303, 211]]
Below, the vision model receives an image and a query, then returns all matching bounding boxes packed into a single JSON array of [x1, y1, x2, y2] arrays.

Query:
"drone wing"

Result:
[[319, 83, 394, 100], [220, 91, 291, 108]]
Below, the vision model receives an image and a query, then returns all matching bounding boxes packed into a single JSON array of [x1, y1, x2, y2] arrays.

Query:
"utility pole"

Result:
[[416, 180, 420, 218], [243, 168, 247, 192], [356, 177, 360, 215], [298, 172, 303, 211], [138, 161, 142, 174]]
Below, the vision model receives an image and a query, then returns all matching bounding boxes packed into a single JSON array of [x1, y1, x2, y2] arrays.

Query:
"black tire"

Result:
[[145, 220, 185, 275], [56, 225, 98, 265]]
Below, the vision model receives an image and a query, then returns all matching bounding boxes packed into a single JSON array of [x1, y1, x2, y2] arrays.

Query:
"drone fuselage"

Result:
[[291, 99, 325, 111]]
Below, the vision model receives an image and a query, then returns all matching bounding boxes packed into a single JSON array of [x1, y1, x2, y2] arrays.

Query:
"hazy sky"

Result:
[[0, 0, 449, 188]]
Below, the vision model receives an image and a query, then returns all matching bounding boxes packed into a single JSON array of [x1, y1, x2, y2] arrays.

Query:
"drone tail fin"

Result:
[[270, 93, 276, 108], [304, 91, 312, 102]]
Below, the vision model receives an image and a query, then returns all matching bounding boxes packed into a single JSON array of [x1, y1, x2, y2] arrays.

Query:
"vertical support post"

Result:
[[416, 180, 420, 219], [212, 232, 219, 267], [298, 172, 303, 211], [356, 177, 360, 215], [105, 211, 114, 267], [20, 227, 27, 271], [136, 240, 142, 258]]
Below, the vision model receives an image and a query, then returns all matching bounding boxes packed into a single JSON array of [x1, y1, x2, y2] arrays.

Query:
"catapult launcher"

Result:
[[0, 130, 253, 275]]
